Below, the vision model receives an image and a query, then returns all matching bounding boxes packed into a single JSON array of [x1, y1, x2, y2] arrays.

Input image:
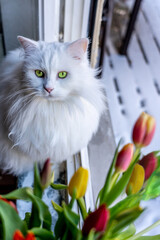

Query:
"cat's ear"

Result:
[[17, 36, 38, 51], [67, 38, 89, 61]]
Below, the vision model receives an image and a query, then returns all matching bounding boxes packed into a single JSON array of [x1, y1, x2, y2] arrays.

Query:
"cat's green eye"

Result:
[[58, 71, 67, 79], [35, 70, 44, 78]]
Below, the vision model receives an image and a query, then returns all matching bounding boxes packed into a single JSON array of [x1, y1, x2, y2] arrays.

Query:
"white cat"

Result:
[[0, 36, 106, 174]]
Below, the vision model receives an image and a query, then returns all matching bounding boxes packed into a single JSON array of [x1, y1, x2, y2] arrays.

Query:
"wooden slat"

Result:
[[109, 54, 142, 140], [142, 0, 160, 47], [128, 33, 160, 152], [71, 0, 84, 41], [135, 12, 160, 85], [64, 0, 74, 42], [102, 55, 129, 144], [80, 148, 94, 211], [43, 0, 60, 42], [81, 0, 91, 37]]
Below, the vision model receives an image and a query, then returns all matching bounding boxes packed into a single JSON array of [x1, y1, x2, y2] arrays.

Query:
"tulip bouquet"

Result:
[[0, 112, 160, 240]]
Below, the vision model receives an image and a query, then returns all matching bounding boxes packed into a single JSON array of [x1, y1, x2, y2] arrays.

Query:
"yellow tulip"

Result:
[[68, 167, 89, 199], [126, 164, 145, 195]]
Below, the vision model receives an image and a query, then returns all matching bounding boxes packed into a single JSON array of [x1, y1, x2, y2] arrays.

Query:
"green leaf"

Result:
[[115, 224, 136, 239], [24, 212, 31, 228], [63, 202, 81, 238], [27, 190, 52, 230], [87, 229, 95, 240], [2, 187, 52, 230], [34, 162, 43, 198], [134, 236, 160, 240], [77, 197, 88, 220], [31, 228, 55, 240], [142, 167, 160, 200], [63, 202, 80, 227], [108, 207, 143, 237], [2, 187, 33, 201], [100, 140, 121, 204], [102, 149, 141, 207], [0, 200, 27, 240], [51, 200, 63, 213], [110, 193, 142, 219], [54, 212, 66, 239], [127, 220, 160, 240], [50, 183, 68, 190], [104, 157, 139, 206]]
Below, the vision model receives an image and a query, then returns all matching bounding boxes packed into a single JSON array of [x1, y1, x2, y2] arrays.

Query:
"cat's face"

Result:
[[18, 36, 89, 101]]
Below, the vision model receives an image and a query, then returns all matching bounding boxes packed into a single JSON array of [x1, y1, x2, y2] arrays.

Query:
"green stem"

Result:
[[108, 171, 119, 191], [132, 147, 141, 164], [127, 220, 160, 240], [77, 197, 88, 220]]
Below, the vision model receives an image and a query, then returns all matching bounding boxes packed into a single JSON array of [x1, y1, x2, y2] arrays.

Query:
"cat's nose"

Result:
[[44, 86, 54, 93]]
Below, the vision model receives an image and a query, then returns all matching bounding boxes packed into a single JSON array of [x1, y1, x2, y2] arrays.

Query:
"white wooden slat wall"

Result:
[[38, 0, 60, 42], [63, 0, 94, 211]]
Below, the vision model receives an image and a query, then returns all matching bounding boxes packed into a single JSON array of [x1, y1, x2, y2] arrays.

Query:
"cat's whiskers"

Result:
[[6, 87, 37, 101]]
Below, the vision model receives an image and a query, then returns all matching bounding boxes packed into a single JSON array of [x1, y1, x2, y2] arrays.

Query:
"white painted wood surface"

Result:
[[103, 0, 160, 234]]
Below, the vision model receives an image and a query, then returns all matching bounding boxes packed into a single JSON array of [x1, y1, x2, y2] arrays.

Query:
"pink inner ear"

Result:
[[17, 36, 37, 51], [67, 38, 88, 60]]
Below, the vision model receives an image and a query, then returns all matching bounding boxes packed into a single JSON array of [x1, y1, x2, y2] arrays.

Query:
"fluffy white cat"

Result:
[[0, 36, 106, 174]]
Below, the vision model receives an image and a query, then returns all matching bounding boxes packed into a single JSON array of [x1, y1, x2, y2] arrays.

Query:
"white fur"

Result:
[[0, 37, 106, 174]]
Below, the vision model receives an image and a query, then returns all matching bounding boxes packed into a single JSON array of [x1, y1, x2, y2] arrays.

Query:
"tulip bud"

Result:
[[13, 230, 35, 240], [139, 152, 158, 180], [0, 196, 17, 212], [82, 204, 110, 235], [126, 163, 145, 195], [68, 167, 89, 199], [40, 158, 53, 189], [132, 112, 156, 148], [115, 143, 134, 173]]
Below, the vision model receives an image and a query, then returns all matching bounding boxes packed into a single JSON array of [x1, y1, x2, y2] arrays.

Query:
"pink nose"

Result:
[[44, 86, 54, 93]]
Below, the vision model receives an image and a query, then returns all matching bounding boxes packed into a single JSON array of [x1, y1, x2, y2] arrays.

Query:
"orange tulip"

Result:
[[132, 112, 156, 148], [0, 196, 17, 212], [13, 230, 35, 240]]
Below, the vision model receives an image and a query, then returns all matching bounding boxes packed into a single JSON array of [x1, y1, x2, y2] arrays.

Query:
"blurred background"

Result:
[[0, 0, 160, 235]]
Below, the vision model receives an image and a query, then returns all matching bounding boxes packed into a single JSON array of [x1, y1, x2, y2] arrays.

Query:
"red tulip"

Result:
[[132, 112, 156, 148], [0, 196, 17, 212], [115, 143, 134, 172], [82, 204, 110, 235], [13, 230, 35, 240], [139, 152, 158, 180]]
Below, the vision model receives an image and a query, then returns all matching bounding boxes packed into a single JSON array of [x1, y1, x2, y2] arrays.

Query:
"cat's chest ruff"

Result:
[[15, 98, 99, 161]]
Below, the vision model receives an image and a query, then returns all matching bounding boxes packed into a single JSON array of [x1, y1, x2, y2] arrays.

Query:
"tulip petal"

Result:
[[69, 167, 89, 199], [13, 230, 25, 240], [142, 117, 156, 147], [25, 232, 36, 240], [132, 112, 156, 148], [132, 112, 148, 147], [82, 204, 110, 235], [116, 143, 134, 172], [140, 152, 158, 180], [126, 164, 145, 195]]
